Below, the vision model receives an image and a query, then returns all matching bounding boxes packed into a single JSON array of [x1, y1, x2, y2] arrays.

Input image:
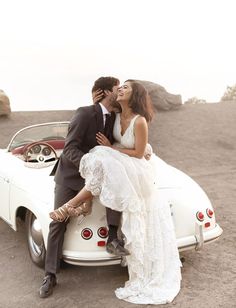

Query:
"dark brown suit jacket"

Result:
[[53, 103, 115, 191]]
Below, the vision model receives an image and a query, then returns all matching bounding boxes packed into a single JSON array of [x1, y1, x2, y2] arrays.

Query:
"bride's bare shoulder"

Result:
[[134, 116, 148, 131], [135, 116, 147, 125]]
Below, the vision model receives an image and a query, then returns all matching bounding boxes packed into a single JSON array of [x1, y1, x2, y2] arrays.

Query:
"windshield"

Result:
[[8, 122, 69, 151]]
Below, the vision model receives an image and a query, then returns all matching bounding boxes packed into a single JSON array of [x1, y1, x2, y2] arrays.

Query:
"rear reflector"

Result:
[[97, 241, 106, 247], [205, 222, 211, 228]]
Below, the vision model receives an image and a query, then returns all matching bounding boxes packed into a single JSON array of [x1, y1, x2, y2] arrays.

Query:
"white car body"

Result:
[[0, 122, 223, 267]]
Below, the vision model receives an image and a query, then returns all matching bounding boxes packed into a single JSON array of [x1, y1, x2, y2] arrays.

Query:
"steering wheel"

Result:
[[23, 141, 58, 163]]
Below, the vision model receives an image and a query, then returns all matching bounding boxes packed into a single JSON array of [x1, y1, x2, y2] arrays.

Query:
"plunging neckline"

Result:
[[119, 113, 139, 137]]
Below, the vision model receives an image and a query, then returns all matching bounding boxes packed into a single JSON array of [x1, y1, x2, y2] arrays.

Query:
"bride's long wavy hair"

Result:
[[125, 80, 154, 122]]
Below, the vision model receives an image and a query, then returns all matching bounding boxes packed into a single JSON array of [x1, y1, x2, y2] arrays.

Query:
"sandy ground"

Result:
[[0, 102, 235, 308]]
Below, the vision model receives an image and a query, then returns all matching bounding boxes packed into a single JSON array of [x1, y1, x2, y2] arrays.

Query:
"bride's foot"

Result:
[[67, 200, 92, 217], [49, 203, 70, 222]]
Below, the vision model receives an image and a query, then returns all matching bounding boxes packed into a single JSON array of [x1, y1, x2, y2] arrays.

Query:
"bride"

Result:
[[50, 80, 182, 305]]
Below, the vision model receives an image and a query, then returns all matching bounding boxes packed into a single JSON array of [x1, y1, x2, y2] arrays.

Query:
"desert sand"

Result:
[[0, 102, 235, 307]]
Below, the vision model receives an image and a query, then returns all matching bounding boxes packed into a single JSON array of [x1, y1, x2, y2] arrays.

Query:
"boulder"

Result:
[[0, 90, 11, 116], [136, 80, 182, 111]]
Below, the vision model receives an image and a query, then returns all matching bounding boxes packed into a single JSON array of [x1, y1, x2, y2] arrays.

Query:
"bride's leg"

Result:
[[66, 187, 93, 207], [49, 187, 93, 221]]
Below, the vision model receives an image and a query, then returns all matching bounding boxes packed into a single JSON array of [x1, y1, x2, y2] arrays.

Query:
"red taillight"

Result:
[[206, 208, 214, 218], [196, 211, 204, 222], [98, 227, 108, 238], [81, 228, 93, 240]]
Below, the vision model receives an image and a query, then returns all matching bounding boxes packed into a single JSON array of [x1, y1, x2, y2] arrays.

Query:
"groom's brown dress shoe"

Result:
[[39, 274, 57, 298], [106, 239, 130, 256]]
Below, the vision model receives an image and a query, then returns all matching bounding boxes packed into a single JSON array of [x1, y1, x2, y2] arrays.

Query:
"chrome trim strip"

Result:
[[63, 256, 121, 264]]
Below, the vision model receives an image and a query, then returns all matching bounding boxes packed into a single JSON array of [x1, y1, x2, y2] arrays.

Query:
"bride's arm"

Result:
[[96, 117, 148, 159]]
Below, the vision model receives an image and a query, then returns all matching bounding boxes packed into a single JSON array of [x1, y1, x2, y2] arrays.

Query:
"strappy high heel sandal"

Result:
[[49, 203, 70, 222], [67, 200, 92, 217]]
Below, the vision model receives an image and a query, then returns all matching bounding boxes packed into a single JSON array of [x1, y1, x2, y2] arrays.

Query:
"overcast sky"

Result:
[[0, 0, 235, 111]]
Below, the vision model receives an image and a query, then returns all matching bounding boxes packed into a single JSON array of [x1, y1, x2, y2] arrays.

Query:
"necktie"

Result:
[[104, 114, 111, 137]]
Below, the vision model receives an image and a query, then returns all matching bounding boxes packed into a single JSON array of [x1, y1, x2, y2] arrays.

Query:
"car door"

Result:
[[0, 151, 11, 222]]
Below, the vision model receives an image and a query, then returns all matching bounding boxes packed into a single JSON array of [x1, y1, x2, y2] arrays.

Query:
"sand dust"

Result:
[[0, 102, 235, 307]]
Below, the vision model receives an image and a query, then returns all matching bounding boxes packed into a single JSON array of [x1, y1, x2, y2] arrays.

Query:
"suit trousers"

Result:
[[45, 183, 121, 274]]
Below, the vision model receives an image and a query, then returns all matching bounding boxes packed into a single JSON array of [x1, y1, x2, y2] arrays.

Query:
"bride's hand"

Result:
[[144, 153, 151, 160], [144, 143, 153, 160], [92, 89, 103, 104], [96, 132, 111, 146]]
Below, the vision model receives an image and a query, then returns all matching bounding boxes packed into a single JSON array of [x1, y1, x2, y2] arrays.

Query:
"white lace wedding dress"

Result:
[[79, 114, 182, 305]]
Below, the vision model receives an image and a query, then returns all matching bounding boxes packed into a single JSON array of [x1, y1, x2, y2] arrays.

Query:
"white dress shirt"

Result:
[[99, 103, 111, 126]]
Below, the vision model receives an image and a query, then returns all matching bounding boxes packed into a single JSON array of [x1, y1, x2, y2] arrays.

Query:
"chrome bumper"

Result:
[[195, 224, 204, 250], [178, 223, 223, 252]]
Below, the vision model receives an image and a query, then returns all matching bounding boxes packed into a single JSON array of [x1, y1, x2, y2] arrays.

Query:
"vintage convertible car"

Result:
[[0, 122, 223, 267]]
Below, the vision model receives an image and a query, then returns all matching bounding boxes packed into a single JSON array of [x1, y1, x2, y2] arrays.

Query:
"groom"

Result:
[[39, 76, 129, 298]]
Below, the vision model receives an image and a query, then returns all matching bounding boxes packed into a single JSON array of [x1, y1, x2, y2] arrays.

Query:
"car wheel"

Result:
[[25, 210, 46, 268]]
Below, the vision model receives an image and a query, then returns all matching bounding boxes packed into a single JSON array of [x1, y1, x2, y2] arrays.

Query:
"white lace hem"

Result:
[[79, 146, 182, 305]]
